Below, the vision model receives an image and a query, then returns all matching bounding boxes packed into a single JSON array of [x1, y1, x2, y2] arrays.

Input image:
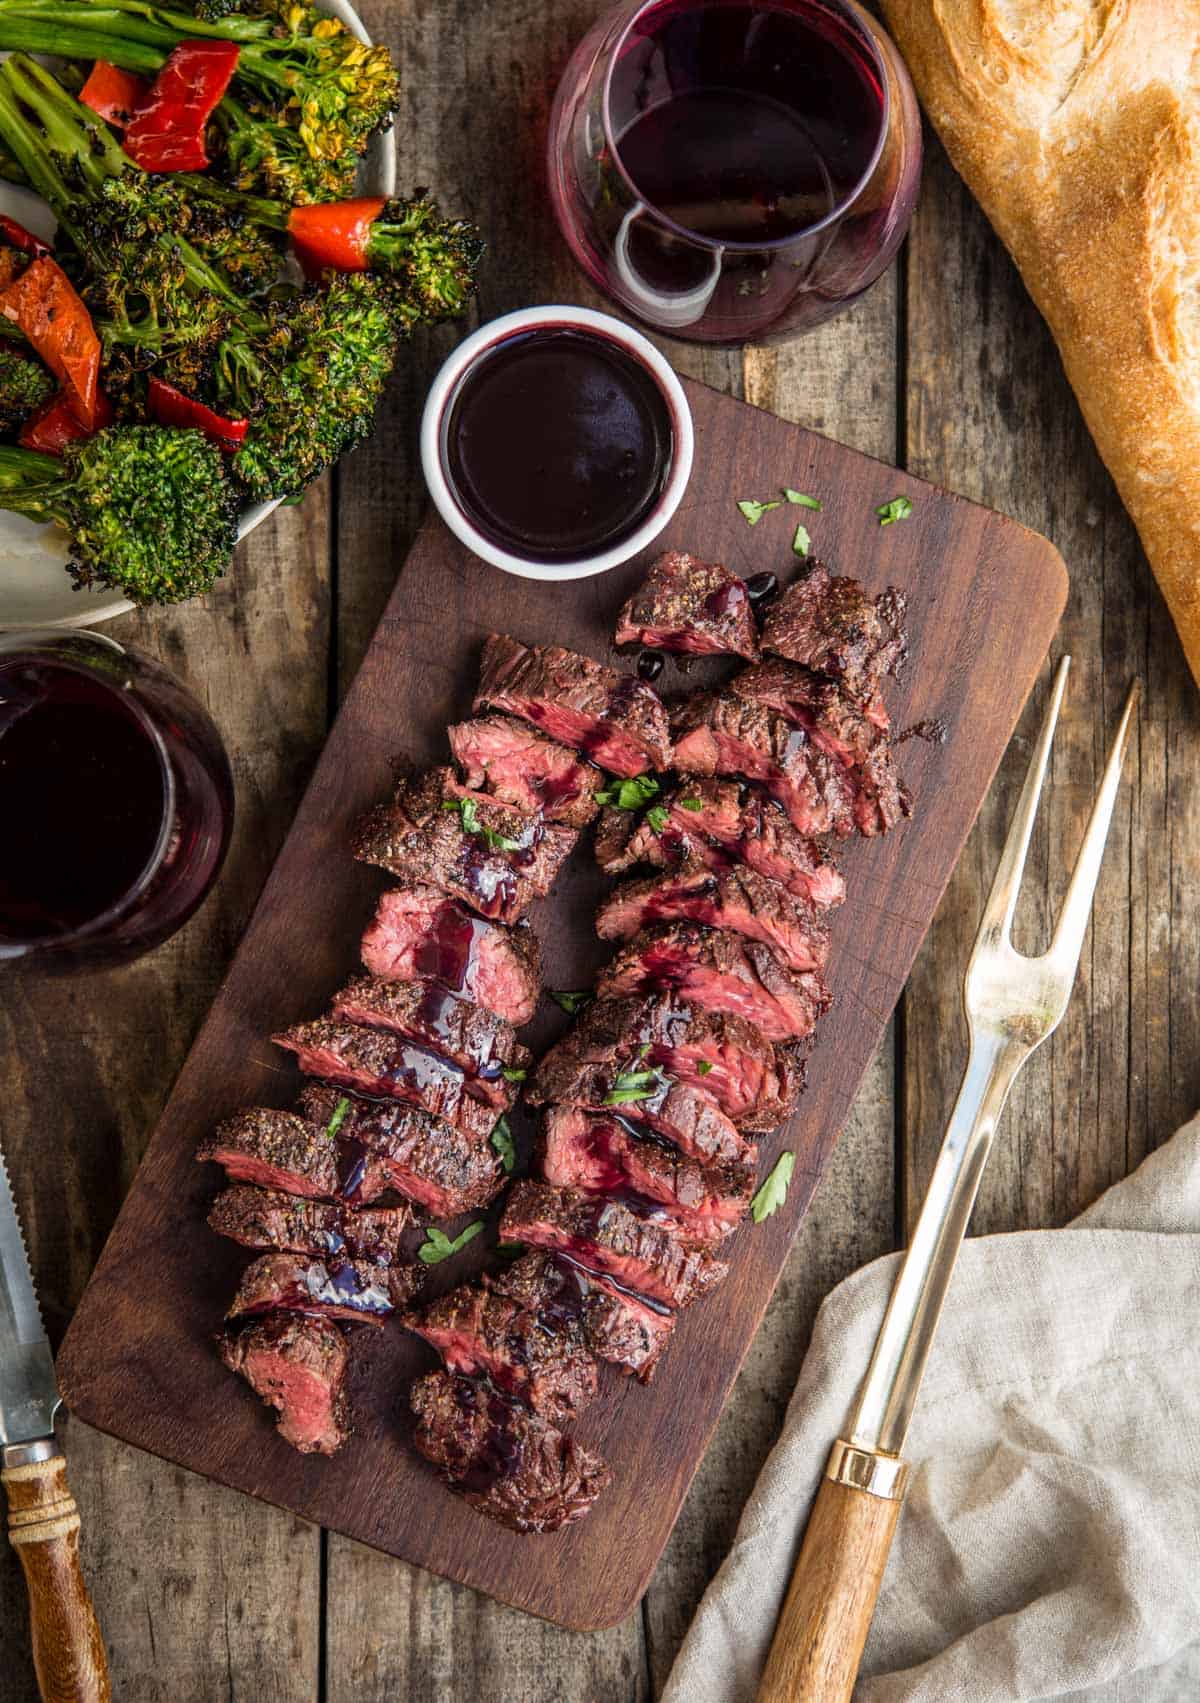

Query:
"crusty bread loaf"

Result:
[[881, 0, 1200, 682]]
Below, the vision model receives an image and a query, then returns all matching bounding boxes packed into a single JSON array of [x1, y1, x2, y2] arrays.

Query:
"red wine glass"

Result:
[[547, 0, 922, 344], [0, 629, 234, 972]]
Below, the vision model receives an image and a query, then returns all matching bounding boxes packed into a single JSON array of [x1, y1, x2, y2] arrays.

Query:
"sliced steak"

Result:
[[487, 1250, 674, 1383], [220, 1315, 350, 1456], [300, 1085, 504, 1218], [501, 1180, 729, 1309], [541, 1106, 754, 1241], [403, 1283, 598, 1424], [226, 1252, 418, 1325], [474, 633, 671, 776], [354, 767, 576, 925], [410, 1370, 610, 1533], [329, 976, 528, 1098], [273, 1019, 511, 1141], [197, 1108, 340, 1200], [730, 660, 909, 834], [208, 1187, 412, 1262], [596, 922, 830, 1041], [671, 692, 856, 838], [614, 550, 760, 660], [595, 777, 845, 908], [595, 864, 830, 976], [360, 886, 541, 1026], [761, 560, 907, 696], [448, 714, 602, 828]]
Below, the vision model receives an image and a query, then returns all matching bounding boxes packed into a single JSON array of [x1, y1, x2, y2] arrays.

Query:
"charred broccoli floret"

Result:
[[0, 426, 239, 602], [0, 345, 53, 432]]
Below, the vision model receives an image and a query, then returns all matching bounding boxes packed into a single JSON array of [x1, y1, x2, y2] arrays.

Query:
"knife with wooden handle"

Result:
[[0, 1145, 109, 1702]]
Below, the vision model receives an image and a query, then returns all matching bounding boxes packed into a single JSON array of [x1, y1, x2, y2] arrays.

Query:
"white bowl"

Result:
[[0, 0, 396, 629], [420, 303, 694, 581]]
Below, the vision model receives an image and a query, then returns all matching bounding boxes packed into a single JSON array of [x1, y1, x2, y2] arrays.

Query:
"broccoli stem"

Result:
[[0, 443, 71, 524]]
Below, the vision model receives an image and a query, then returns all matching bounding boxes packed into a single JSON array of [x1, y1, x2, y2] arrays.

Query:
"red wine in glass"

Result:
[[0, 631, 234, 971], [548, 0, 922, 344]]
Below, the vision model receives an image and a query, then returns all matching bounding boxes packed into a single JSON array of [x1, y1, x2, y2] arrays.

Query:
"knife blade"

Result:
[[0, 1138, 110, 1702]]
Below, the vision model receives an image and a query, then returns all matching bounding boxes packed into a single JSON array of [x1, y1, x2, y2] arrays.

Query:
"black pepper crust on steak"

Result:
[[197, 1107, 342, 1200], [328, 975, 529, 1090], [225, 1251, 419, 1325], [486, 1249, 675, 1383], [614, 550, 760, 661], [594, 864, 831, 976], [208, 1187, 413, 1262], [448, 714, 603, 828], [360, 885, 542, 1027], [760, 559, 907, 697]]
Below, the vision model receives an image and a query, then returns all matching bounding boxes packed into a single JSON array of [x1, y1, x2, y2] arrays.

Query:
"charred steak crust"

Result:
[[360, 886, 542, 1026], [197, 1107, 341, 1200], [226, 1251, 418, 1324], [410, 1370, 611, 1533], [486, 1250, 674, 1383], [329, 976, 528, 1086], [220, 1314, 351, 1456], [474, 633, 672, 777], [614, 550, 760, 661], [760, 560, 908, 695], [594, 864, 831, 976], [501, 1179, 730, 1309], [208, 1187, 412, 1262], [448, 714, 603, 828], [299, 1085, 505, 1218]]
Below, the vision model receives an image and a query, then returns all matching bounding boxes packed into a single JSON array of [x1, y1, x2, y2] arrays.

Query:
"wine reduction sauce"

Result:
[[444, 327, 673, 564], [0, 657, 167, 942]]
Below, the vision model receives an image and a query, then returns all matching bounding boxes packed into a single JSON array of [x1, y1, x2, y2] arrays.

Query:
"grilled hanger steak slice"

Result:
[[541, 1106, 754, 1242], [403, 1283, 599, 1424], [760, 560, 907, 695], [474, 633, 671, 776], [595, 865, 830, 976], [671, 692, 856, 837], [487, 1250, 674, 1383], [596, 922, 831, 1042], [197, 1108, 342, 1200], [226, 1252, 418, 1325], [220, 1315, 350, 1456], [448, 714, 602, 828], [354, 767, 576, 924], [329, 976, 528, 1092], [274, 1019, 512, 1140], [208, 1187, 413, 1262], [595, 776, 845, 907], [614, 550, 760, 660], [502, 1181, 730, 1309], [299, 1085, 505, 1218], [410, 1370, 611, 1533], [360, 886, 541, 1026]]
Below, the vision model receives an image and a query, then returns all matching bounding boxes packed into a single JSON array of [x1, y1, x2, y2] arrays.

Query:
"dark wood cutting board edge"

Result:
[[57, 376, 1067, 1630]]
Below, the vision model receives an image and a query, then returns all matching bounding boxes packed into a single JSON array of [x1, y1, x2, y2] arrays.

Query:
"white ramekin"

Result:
[[419, 304, 694, 580]]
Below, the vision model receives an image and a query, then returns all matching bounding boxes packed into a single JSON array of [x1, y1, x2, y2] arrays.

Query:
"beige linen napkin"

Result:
[[663, 1115, 1200, 1702]]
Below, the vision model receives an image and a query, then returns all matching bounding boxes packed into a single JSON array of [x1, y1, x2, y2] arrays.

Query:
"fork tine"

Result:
[[1048, 677, 1139, 972], [977, 655, 1071, 947]]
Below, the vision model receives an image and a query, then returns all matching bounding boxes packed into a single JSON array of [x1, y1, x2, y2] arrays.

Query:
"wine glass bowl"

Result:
[[547, 0, 922, 344]]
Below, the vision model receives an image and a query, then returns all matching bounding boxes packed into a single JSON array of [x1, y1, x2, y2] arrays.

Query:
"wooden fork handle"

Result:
[[757, 1442, 908, 1703], [3, 1451, 110, 1703]]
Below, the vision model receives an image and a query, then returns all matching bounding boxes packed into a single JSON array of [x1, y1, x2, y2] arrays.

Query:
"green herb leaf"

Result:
[[595, 773, 661, 812], [604, 1065, 665, 1105], [737, 497, 782, 526], [677, 797, 704, 813], [750, 1151, 795, 1223], [501, 1066, 527, 1083], [645, 804, 670, 834], [783, 489, 821, 509], [490, 1116, 516, 1173], [876, 495, 913, 527], [444, 794, 521, 852], [324, 1095, 351, 1140], [551, 989, 594, 1016], [418, 1221, 485, 1265], [696, 1060, 713, 1076], [792, 522, 811, 558]]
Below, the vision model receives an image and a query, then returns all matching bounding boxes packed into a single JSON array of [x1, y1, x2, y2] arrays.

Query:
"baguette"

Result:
[[881, 0, 1200, 683]]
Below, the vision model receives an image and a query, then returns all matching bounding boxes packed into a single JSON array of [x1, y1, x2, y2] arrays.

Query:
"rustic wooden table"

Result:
[[3, 1, 1198, 1696]]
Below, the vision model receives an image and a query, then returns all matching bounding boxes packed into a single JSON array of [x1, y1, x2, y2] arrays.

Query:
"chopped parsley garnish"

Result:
[[501, 1066, 526, 1083], [324, 1095, 351, 1140], [783, 489, 821, 509], [443, 795, 521, 852], [750, 1151, 795, 1223], [876, 495, 913, 527], [696, 1060, 713, 1076], [737, 497, 782, 526], [603, 1065, 666, 1106], [595, 773, 661, 812], [551, 989, 594, 1016], [490, 1116, 516, 1172], [418, 1221, 485, 1265], [678, 796, 704, 813], [792, 523, 811, 558], [645, 803, 670, 834]]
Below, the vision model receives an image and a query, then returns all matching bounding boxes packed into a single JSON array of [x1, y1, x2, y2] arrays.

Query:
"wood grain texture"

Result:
[[3, 1456, 109, 1703], [52, 374, 1064, 1631]]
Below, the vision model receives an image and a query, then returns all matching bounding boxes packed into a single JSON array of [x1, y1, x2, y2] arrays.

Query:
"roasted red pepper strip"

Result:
[[20, 386, 113, 454], [0, 257, 101, 430], [287, 197, 387, 274], [0, 214, 51, 258], [80, 60, 151, 131], [123, 41, 240, 172], [148, 377, 249, 451]]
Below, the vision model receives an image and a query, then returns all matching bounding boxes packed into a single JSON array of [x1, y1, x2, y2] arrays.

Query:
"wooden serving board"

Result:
[[57, 376, 1066, 1630]]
